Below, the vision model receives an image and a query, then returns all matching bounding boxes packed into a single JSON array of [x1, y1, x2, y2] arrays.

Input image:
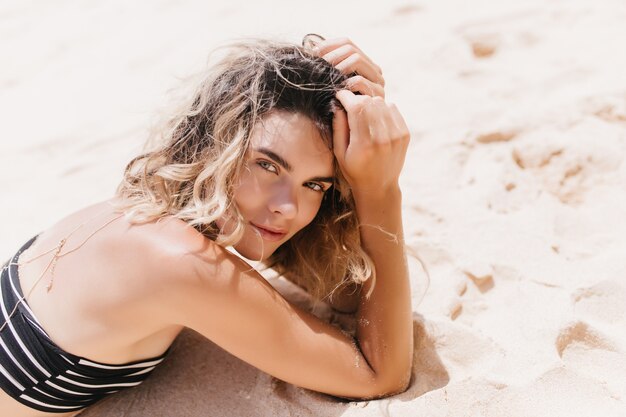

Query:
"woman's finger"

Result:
[[333, 53, 385, 88], [388, 103, 411, 144], [316, 38, 383, 75], [365, 97, 392, 145], [345, 75, 385, 98], [332, 108, 349, 162], [335, 90, 372, 145], [320, 43, 383, 80]]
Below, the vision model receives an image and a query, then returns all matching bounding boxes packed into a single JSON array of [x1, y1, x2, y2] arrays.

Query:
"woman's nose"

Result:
[[268, 185, 298, 219]]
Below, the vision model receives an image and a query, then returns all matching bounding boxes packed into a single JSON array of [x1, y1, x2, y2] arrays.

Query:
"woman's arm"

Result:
[[160, 237, 402, 400], [318, 37, 413, 391], [351, 187, 412, 392], [331, 88, 413, 394]]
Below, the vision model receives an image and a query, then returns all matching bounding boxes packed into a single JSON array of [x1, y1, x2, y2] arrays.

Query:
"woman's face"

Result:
[[217, 110, 335, 261]]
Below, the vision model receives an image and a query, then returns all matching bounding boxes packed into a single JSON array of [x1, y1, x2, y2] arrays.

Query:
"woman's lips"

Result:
[[251, 223, 287, 242]]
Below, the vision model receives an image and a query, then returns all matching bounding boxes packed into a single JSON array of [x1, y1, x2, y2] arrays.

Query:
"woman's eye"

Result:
[[257, 160, 278, 174], [306, 182, 325, 193]]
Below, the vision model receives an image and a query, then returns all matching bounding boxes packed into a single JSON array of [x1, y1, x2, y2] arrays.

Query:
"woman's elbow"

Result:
[[336, 373, 411, 402], [383, 377, 411, 397], [373, 375, 411, 399], [366, 356, 413, 399]]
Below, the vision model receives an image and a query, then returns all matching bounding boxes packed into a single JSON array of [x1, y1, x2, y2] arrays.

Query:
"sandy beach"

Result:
[[2, 0, 626, 415]]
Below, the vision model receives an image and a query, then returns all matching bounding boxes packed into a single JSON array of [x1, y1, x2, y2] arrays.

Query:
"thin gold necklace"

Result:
[[0, 210, 125, 333]]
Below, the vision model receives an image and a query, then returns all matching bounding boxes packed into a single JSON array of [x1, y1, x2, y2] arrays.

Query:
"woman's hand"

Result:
[[312, 37, 409, 197], [332, 92, 410, 197], [313, 37, 386, 98]]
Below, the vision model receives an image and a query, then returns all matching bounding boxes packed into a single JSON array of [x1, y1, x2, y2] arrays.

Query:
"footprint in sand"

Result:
[[456, 8, 543, 62], [462, 262, 495, 293], [555, 320, 626, 398], [444, 296, 463, 320], [510, 136, 617, 205], [594, 105, 626, 124], [442, 263, 494, 320], [585, 94, 626, 125], [555, 321, 618, 357], [465, 34, 500, 59], [475, 130, 518, 144]]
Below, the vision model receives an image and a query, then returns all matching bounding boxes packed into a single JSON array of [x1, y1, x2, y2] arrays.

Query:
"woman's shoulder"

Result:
[[129, 213, 268, 333], [124, 210, 242, 288], [55, 198, 251, 296], [57, 199, 228, 285]]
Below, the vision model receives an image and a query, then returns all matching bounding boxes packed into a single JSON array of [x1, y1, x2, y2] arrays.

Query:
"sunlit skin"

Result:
[[0, 37, 413, 417], [216, 111, 335, 261]]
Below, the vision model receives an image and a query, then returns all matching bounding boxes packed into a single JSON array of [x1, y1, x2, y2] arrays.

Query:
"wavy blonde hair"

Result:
[[114, 37, 375, 302]]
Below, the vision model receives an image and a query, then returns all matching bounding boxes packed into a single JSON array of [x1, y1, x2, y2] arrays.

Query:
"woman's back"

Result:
[[15, 199, 184, 366], [0, 199, 186, 417]]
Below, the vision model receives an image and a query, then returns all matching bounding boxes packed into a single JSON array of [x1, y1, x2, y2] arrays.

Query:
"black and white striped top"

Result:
[[0, 236, 171, 413]]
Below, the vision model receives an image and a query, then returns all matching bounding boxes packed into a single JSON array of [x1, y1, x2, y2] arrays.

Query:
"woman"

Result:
[[0, 34, 413, 416]]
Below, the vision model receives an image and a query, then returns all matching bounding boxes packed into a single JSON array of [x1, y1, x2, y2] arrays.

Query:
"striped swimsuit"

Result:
[[0, 236, 171, 413]]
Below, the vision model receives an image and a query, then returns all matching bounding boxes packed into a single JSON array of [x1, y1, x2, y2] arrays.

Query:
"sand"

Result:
[[1, 0, 626, 416]]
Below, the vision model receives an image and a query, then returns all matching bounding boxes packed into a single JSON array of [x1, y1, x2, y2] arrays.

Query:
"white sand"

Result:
[[1, 0, 625, 415]]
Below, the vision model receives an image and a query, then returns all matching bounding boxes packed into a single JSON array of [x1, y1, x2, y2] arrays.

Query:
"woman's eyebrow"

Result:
[[255, 147, 293, 172], [254, 147, 335, 184], [309, 176, 335, 184]]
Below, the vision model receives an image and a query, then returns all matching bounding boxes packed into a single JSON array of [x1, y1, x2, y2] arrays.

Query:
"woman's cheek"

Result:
[[300, 192, 324, 226], [234, 167, 272, 213]]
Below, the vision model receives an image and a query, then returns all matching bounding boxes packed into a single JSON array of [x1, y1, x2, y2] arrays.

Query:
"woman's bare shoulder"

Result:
[[131, 214, 244, 287]]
